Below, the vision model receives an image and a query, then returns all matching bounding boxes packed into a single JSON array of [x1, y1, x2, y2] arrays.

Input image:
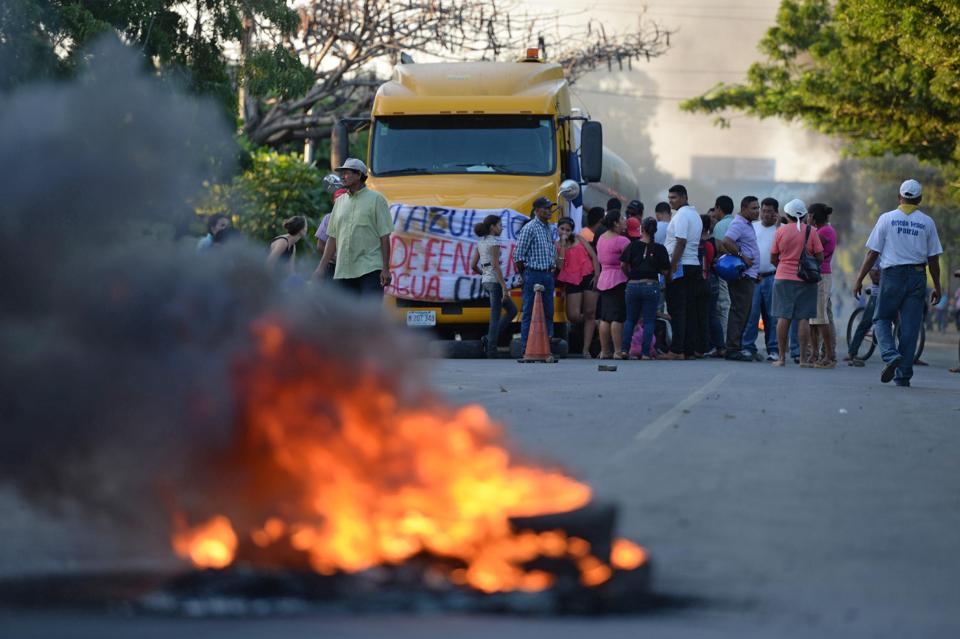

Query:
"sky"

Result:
[[520, 0, 840, 204]]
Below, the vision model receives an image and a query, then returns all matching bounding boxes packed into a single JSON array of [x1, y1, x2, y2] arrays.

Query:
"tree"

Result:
[[197, 147, 329, 243], [0, 0, 300, 116], [681, 0, 960, 165], [242, 0, 672, 146]]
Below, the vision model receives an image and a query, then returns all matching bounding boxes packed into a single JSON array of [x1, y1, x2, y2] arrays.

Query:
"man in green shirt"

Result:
[[313, 158, 393, 295]]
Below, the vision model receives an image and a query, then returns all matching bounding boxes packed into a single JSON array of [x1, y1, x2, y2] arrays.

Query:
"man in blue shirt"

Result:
[[712, 195, 736, 344], [514, 197, 558, 352], [720, 196, 761, 361]]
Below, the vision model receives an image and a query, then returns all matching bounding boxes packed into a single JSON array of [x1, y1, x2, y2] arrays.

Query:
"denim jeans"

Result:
[[621, 281, 660, 355], [707, 274, 725, 351], [520, 269, 555, 351], [873, 265, 926, 383], [482, 282, 518, 354], [743, 275, 778, 356], [847, 294, 876, 357], [717, 278, 730, 344]]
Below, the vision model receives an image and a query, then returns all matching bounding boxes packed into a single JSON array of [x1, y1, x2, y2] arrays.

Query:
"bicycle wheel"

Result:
[[886, 318, 926, 362], [846, 307, 876, 360]]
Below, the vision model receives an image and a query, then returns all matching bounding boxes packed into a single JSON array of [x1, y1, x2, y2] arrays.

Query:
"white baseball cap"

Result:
[[783, 199, 807, 218], [336, 158, 368, 175], [899, 179, 922, 198]]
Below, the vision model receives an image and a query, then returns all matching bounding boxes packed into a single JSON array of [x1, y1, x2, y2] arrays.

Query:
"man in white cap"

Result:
[[854, 179, 943, 386], [313, 158, 393, 295]]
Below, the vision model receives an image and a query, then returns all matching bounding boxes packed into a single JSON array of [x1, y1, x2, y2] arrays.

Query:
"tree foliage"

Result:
[[198, 147, 329, 243], [681, 0, 960, 165], [1, 0, 300, 114]]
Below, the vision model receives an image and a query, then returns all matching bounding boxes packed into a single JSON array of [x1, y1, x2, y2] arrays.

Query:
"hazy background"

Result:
[[525, 0, 840, 208]]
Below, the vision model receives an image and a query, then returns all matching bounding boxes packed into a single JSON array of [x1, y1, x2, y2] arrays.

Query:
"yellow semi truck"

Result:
[[333, 49, 638, 343]]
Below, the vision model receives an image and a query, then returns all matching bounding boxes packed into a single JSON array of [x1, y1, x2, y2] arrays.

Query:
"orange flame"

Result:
[[172, 515, 237, 569], [611, 538, 648, 571], [170, 321, 649, 593]]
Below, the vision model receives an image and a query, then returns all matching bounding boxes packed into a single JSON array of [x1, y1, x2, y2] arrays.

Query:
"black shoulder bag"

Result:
[[797, 225, 822, 283]]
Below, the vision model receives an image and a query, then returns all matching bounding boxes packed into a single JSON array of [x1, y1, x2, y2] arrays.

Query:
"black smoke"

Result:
[[0, 37, 420, 541]]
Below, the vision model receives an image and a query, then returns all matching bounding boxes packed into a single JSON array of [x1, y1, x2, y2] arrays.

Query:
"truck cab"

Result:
[[337, 52, 637, 340]]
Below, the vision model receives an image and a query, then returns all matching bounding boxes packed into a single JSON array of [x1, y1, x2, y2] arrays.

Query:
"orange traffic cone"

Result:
[[519, 284, 556, 363]]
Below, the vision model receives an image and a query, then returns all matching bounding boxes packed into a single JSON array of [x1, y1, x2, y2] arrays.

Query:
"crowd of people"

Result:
[[509, 179, 946, 385], [511, 185, 844, 368], [197, 161, 950, 384]]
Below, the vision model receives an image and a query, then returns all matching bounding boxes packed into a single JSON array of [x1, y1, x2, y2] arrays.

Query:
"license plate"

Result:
[[406, 310, 436, 327]]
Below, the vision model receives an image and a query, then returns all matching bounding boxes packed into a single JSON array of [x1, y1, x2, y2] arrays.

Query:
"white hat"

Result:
[[899, 179, 922, 198], [783, 199, 807, 230], [336, 158, 368, 175], [783, 199, 807, 218]]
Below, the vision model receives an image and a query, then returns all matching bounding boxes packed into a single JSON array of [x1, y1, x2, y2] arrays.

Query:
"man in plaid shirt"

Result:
[[514, 196, 558, 351]]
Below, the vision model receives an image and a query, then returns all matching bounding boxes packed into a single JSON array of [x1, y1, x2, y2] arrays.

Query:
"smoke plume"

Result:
[[0, 38, 421, 537]]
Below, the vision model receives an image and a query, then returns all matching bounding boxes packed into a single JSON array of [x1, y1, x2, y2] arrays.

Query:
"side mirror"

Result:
[[558, 179, 581, 202], [331, 120, 350, 171], [579, 121, 603, 183]]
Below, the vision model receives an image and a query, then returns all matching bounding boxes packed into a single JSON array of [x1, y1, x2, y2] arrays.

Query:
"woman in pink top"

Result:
[[595, 210, 630, 359], [556, 217, 601, 358], [809, 203, 837, 367], [770, 199, 824, 367]]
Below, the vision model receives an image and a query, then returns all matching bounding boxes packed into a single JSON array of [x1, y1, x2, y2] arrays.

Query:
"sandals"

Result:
[[600, 351, 614, 360], [613, 351, 628, 360], [771, 359, 785, 367]]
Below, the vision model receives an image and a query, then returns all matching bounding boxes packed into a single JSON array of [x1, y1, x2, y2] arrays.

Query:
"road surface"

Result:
[[3, 334, 959, 638]]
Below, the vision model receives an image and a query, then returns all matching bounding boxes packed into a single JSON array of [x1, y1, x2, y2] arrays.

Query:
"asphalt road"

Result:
[[3, 333, 959, 638]]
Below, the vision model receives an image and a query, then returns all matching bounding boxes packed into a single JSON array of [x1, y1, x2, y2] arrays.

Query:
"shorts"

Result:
[[563, 274, 594, 295], [810, 273, 833, 325], [599, 283, 626, 322], [772, 278, 817, 320]]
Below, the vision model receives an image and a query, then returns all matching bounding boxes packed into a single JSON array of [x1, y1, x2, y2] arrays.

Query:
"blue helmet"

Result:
[[715, 254, 746, 282]]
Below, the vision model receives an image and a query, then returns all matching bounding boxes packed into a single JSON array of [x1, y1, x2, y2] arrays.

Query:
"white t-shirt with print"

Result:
[[664, 204, 703, 266], [865, 207, 942, 269]]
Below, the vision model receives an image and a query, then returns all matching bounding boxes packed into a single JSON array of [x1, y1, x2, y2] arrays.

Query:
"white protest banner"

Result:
[[385, 204, 552, 303]]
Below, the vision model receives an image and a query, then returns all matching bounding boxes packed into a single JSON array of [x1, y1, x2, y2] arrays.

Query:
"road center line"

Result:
[[634, 371, 732, 441]]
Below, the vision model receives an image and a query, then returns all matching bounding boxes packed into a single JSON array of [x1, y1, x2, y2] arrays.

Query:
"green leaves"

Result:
[[244, 45, 315, 101], [198, 149, 330, 244], [1, 0, 306, 120], [682, 0, 960, 165]]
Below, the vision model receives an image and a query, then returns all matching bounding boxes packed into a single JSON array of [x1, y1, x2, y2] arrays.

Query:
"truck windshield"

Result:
[[371, 115, 555, 177]]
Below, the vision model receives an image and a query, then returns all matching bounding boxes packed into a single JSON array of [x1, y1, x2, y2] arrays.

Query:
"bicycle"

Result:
[[846, 292, 926, 362]]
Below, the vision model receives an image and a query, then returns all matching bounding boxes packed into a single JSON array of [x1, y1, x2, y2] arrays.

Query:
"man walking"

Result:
[[515, 196, 558, 352], [854, 179, 943, 386], [742, 197, 779, 361], [662, 184, 703, 360], [313, 158, 393, 295], [720, 196, 761, 360]]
